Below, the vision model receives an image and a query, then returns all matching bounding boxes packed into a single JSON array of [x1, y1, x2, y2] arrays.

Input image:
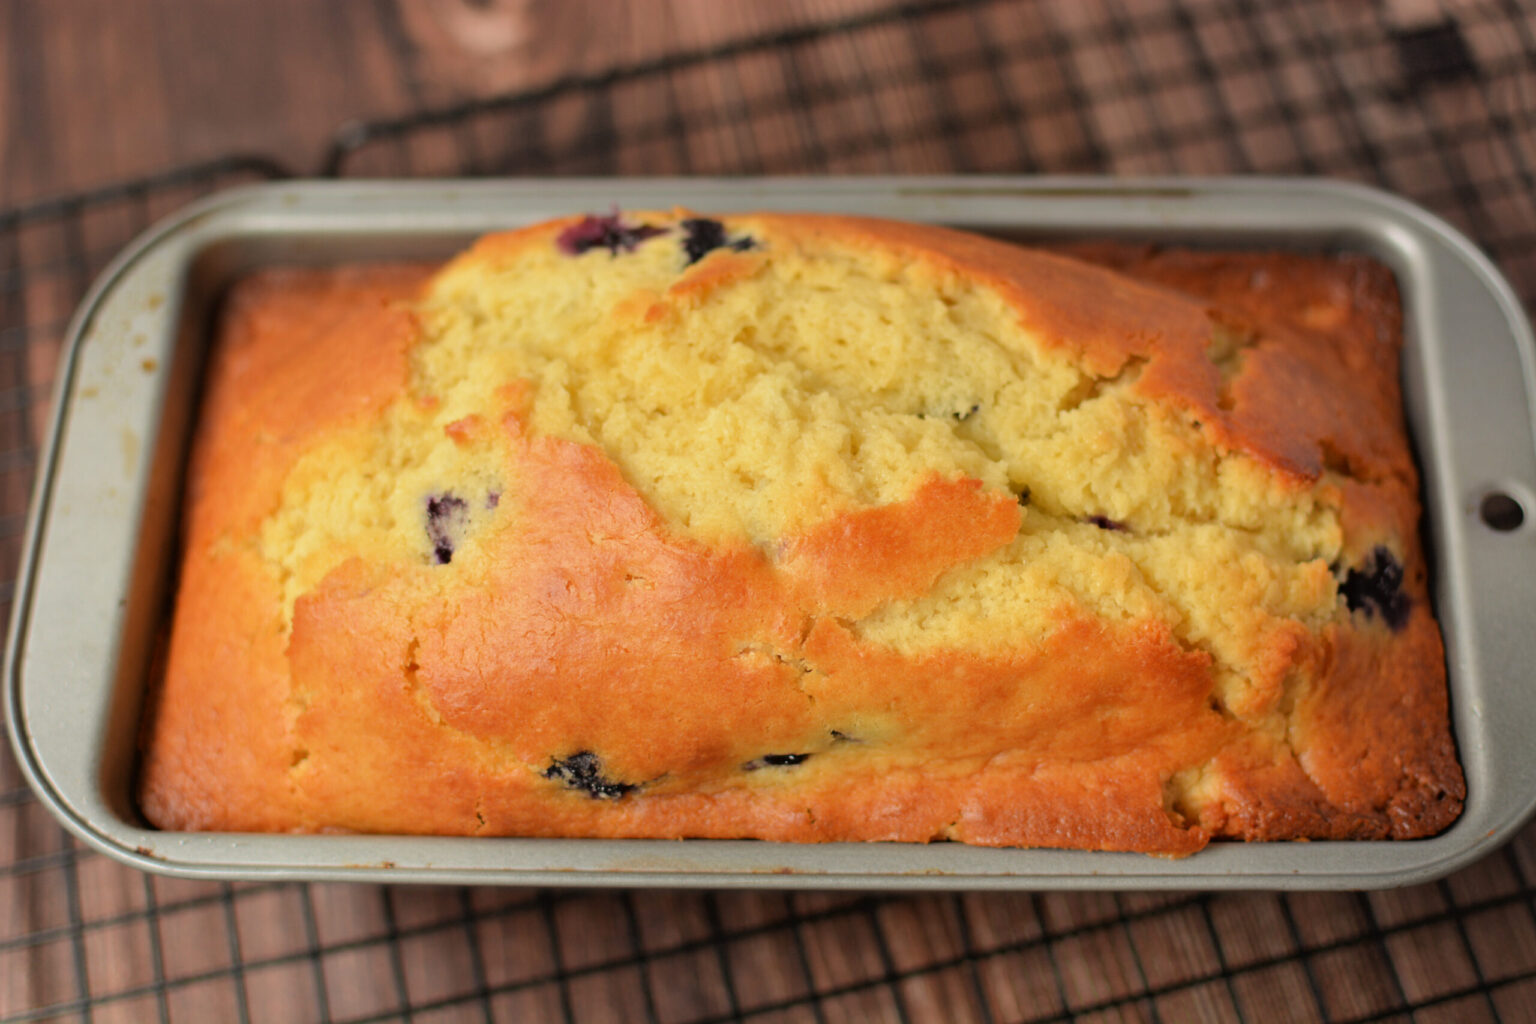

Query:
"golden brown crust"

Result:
[[138, 266, 434, 831], [1059, 243, 1414, 484], [138, 220, 1463, 852]]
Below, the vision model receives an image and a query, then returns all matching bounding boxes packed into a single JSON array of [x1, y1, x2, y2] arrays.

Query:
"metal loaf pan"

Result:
[[7, 178, 1536, 890]]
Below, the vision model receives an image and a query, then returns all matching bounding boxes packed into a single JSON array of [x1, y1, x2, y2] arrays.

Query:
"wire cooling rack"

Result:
[[4, 0, 1536, 1021]]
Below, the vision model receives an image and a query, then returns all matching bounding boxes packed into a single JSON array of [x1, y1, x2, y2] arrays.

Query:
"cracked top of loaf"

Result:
[[137, 211, 1464, 853]]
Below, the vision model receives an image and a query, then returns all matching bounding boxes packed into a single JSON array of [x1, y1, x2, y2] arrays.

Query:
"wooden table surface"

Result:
[[3, 1, 1536, 1022], [0, 0, 899, 207]]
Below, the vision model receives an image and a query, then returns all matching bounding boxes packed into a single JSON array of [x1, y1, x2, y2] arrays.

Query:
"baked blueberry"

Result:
[[1085, 514, 1128, 532], [742, 752, 813, 771], [1341, 546, 1411, 631], [680, 218, 755, 265], [426, 493, 469, 565], [544, 752, 635, 799], [556, 213, 667, 257]]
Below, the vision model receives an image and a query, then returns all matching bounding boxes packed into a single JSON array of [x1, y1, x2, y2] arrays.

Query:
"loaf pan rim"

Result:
[[7, 175, 1534, 890]]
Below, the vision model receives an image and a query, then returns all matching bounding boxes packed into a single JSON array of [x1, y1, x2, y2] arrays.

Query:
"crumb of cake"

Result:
[[261, 211, 1353, 762]]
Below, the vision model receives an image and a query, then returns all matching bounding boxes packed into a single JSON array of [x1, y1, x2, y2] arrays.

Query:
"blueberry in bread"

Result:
[[137, 211, 1463, 852]]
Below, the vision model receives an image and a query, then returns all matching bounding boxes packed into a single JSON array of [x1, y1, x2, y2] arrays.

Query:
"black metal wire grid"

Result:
[[4, 0, 1536, 1022], [324, 0, 1536, 312]]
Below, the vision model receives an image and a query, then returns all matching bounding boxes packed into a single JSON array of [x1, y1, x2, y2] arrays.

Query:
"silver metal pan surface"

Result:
[[6, 177, 1534, 889]]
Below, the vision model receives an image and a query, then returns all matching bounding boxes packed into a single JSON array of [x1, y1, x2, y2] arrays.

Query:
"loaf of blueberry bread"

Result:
[[137, 211, 1464, 852]]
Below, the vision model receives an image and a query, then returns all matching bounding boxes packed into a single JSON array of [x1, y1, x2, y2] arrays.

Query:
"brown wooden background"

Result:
[[0, 0, 915, 207], [4, 1, 1536, 1022]]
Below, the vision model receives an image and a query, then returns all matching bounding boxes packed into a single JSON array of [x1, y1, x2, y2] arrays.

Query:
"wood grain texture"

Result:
[[2, 0, 405, 204], [391, 0, 903, 99], [0, 0, 898, 206]]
